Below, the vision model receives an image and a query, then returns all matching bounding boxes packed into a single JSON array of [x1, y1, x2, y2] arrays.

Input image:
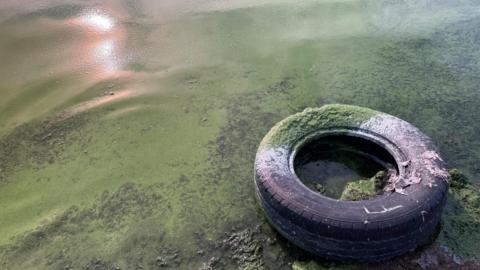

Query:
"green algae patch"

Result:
[[259, 104, 379, 149], [313, 183, 328, 194], [0, 182, 166, 269], [0, 68, 299, 269], [448, 168, 469, 189], [438, 169, 480, 260], [292, 260, 357, 270], [0, 67, 252, 269], [0, 112, 89, 183], [292, 261, 325, 270], [340, 180, 377, 201], [340, 179, 376, 201], [340, 170, 386, 201]]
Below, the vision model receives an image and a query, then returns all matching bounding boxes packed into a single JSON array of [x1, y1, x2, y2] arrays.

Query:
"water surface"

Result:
[[1, 0, 480, 269]]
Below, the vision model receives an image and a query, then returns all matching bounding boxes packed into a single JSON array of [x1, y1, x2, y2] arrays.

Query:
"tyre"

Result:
[[254, 104, 449, 262]]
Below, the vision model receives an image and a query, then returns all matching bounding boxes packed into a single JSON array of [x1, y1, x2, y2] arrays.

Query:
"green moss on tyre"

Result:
[[340, 179, 376, 201], [259, 104, 379, 149], [340, 170, 387, 201]]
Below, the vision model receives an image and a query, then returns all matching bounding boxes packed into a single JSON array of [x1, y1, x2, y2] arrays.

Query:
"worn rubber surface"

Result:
[[254, 104, 449, 262]]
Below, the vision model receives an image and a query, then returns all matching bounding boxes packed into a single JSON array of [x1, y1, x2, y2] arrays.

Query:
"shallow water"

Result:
[[294, 136, 388, 198], [1, 0, 480, 269]]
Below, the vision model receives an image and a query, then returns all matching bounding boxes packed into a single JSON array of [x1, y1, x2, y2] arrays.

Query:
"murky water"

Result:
[[1, 0, 480, 269], [294, 135, 389, 198]]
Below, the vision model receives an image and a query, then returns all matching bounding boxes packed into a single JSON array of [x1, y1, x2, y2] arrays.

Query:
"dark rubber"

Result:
[[254, 105, 449, 262]]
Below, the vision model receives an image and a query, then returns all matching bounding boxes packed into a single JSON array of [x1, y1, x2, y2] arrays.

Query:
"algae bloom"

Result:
[[1, 0, 480, 269]]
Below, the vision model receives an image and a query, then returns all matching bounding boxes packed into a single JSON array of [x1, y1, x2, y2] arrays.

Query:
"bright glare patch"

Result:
[[95, 39, 115, 58], [81, 13, 114, 32], [93, 39, 119, 73]]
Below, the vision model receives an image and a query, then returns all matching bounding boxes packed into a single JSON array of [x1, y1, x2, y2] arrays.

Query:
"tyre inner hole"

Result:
[[293, 135, 398, 200]]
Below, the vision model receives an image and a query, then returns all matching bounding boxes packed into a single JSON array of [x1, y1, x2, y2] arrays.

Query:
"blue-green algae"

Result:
[[1, 1, 480, 269], [259, 104, 378, 149], [339, 171, 386, 201]]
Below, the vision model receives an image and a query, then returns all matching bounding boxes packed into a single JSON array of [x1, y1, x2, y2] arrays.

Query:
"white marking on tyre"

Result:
[[363, 205, 403, 214], [421, 210, 427, 222]]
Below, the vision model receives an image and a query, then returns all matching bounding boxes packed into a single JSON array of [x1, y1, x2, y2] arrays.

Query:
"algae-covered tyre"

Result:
[[254, 104, 449, 262]]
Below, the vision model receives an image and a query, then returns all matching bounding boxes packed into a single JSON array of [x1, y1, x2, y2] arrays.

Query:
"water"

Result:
[[1, 0, 480, 269], [294, 135, 391, 198]]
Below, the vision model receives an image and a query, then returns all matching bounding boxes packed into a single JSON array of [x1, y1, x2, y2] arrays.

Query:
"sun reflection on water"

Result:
[[80, 13, 114, 32], [68, 10, 126, 78], [93, 38, 120, 73]]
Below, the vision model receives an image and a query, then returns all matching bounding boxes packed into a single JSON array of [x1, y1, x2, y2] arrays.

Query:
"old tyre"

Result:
[[254, 104, 449, 262]]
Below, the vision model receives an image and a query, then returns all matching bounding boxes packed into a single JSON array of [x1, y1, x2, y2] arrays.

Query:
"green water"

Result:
[[294, 136, 388, 199], [1, 0, 480, 269]]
